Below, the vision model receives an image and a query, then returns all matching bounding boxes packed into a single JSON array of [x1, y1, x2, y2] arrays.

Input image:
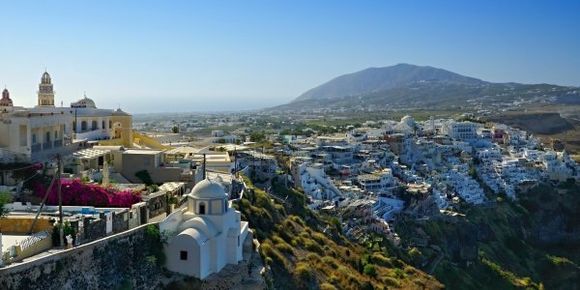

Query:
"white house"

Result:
[[442, 121, 479, 140], [298, 162, 342, 200], [373, 197, 405, 221], [160, 179, 249, 279], [357, 169, 397, 194]]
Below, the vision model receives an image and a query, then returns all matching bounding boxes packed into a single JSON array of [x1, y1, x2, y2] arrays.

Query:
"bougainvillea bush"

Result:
[[35, 179, 142, 208]]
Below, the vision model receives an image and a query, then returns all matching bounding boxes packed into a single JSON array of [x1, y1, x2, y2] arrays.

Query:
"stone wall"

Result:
[[83, 217, 106, 241], [113, 210, 129, 233], [81, 211, 130, 243], [0, 223, 165, 290]]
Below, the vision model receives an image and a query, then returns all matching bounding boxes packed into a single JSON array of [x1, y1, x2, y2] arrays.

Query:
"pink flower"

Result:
[[36, 179, 142, 207]]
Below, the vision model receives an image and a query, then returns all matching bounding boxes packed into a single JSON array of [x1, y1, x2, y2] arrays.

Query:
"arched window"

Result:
[[45, 131, 51, 142], [91, 121, 98, 130], [81, 121, 87, 131], [32, 134, 37, 144], [109, 120, 112, 129], [102, 120, 106, 129], [199, 203, 206, 215]]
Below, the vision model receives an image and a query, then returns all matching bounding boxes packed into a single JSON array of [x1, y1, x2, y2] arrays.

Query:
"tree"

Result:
[[250, 131, 266, 143], [0, 191, 12, 219], [171, 126, 179, 133], [0, 190, 13, 236]]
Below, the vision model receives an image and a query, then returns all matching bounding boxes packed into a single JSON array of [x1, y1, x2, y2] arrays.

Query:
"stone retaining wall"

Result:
[[0, 223, 165, 290]]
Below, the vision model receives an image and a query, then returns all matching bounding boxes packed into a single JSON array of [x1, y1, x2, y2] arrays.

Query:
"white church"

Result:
[[159, 178, 249, 279]]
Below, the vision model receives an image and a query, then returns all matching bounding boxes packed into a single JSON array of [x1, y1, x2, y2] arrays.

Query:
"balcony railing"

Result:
[[42, 142, 52, 150]]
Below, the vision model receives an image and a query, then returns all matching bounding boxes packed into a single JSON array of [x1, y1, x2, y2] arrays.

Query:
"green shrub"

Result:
[[294, 261, 314, 280], [363, 264, 377, 277]]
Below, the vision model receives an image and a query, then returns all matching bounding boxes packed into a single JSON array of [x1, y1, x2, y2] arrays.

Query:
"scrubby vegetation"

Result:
[[234, 175, 442, 289]]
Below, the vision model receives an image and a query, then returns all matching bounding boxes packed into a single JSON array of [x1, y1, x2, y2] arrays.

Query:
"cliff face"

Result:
[[395, 181, 580, 290], [0, 223, 265, 290], [521, 183, 580, 245], [0, 225, 165, 290]]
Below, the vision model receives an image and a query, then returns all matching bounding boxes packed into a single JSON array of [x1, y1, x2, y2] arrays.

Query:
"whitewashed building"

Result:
[[160, 179, 249, 279], [357, 169, 397, 194], [442, 121, 479, 140]]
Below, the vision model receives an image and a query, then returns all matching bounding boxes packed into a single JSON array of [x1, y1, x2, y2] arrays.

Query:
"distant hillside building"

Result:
[[442, 121, 479, 140]]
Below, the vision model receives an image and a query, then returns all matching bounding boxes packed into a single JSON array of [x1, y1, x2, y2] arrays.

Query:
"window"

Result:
[[32, 134, 37, 144], [102, 120, 106, 129], [199, 203, 206, 215], [81, 121, 87, 131], [92, 121, 98, 130], [109, 120, 112, 129], [180, 250, 188, 260]]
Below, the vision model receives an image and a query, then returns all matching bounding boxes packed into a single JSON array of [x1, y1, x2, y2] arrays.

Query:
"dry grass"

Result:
[[237, 175, 443, 289]]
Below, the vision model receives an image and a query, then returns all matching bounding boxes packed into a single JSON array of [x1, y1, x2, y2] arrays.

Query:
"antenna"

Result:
[[57, 154, 64, 248]]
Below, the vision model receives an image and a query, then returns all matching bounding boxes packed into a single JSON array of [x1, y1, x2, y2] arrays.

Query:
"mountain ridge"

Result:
[[274, 63, 580, 112], [294, 63, 487, 102]]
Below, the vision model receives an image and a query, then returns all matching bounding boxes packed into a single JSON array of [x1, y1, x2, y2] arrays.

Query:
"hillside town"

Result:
[[1, 75, 578, 287]]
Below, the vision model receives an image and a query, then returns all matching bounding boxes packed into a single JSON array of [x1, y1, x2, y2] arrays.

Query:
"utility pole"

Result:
[[202, 153, 206, 180], [233, 146, 237, 175], [57, 154, 64, 248]]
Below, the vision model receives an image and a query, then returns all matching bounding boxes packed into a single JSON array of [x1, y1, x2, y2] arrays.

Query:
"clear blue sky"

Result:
[[1, 0, 579, 113]]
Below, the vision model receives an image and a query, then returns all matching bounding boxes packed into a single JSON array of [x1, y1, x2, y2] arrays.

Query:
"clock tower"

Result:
[[37, 71, 55, 107]]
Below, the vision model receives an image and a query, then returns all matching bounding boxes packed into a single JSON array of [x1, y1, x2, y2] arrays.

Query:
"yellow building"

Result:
[[0, 76, 74, 162], [0, 72, 133, 163]]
